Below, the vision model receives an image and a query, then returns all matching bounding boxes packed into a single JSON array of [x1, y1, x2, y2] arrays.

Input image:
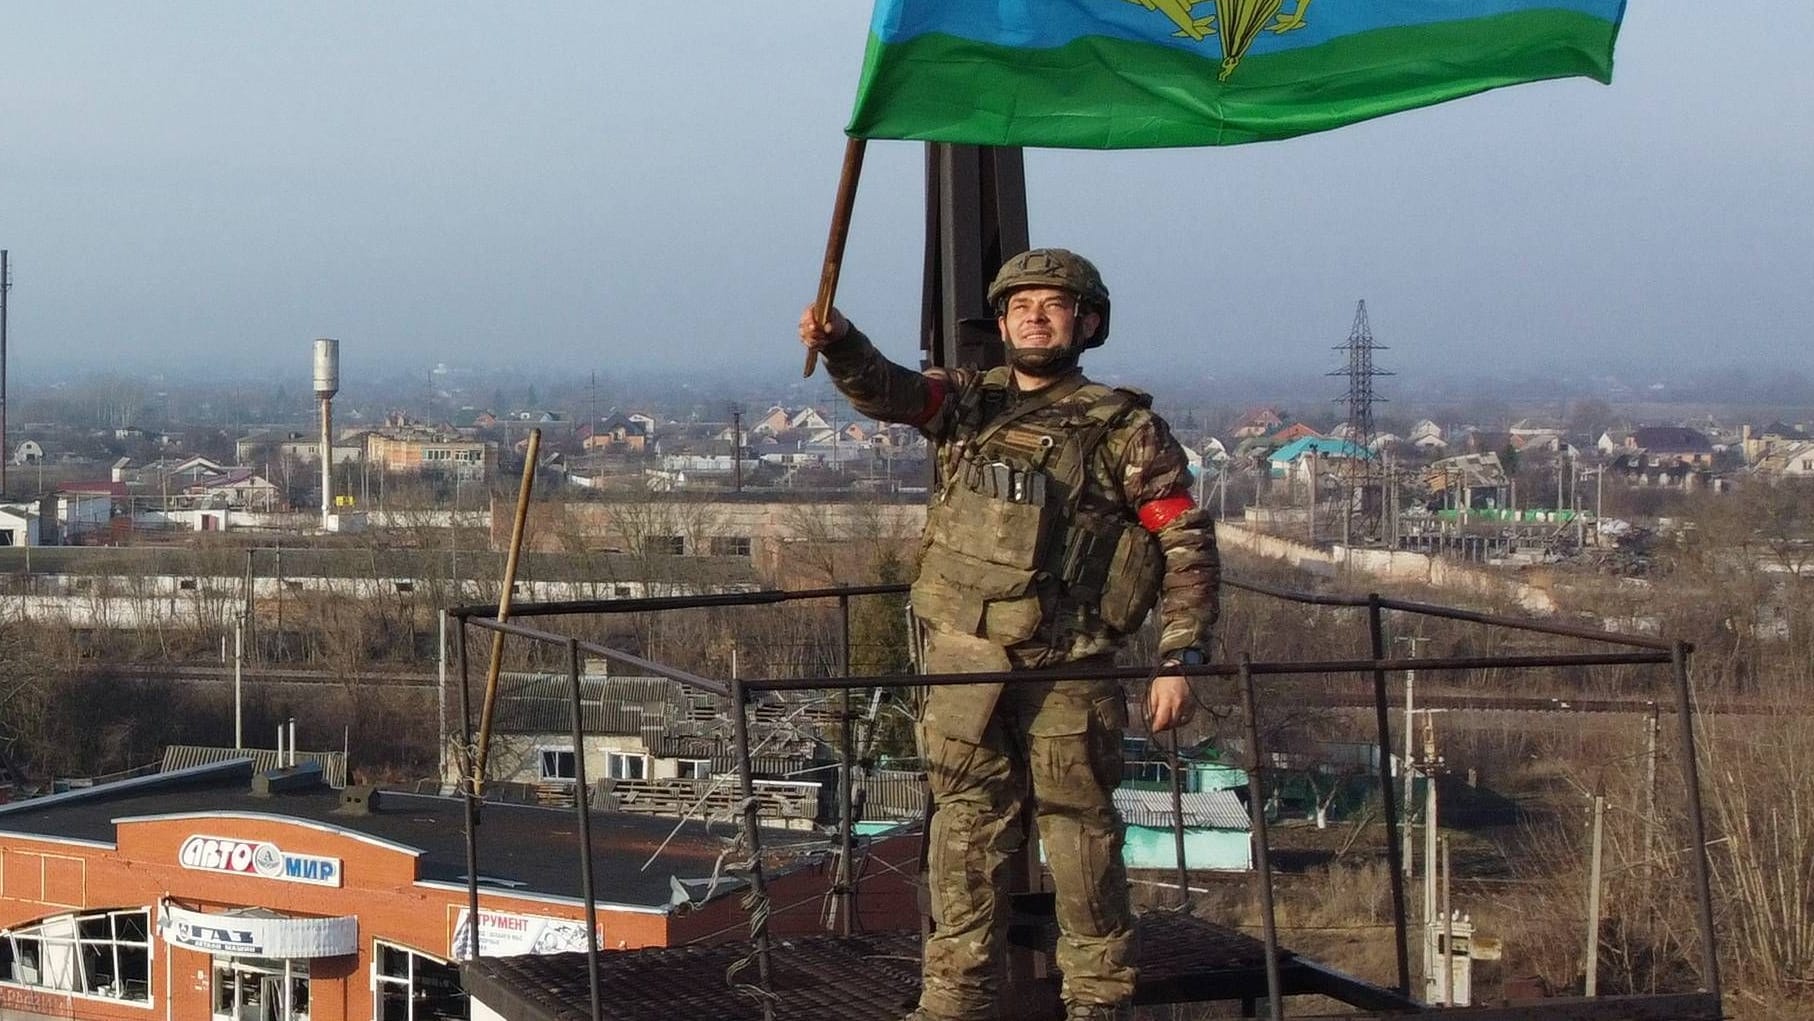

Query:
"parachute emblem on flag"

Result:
[[1125, 0, 1313, 80]]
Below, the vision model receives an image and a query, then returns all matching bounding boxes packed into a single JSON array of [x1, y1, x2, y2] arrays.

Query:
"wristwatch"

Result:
[[1165, 648, 1208, 668]]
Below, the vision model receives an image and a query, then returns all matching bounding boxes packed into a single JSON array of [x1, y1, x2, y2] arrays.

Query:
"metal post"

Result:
[[1367, 596, 1412, 995], [1167, 727, 1189, 908], [1239, 657, 1283, 1021], [1422, 711, 1439, 997], [1642, 702, 1659, 877], [1670, 643, 1722, 1001], [457, 619, 481, 963], [836, 590, 856, 936], [1441, 836, 1453, 1006], [730, 676, 775, 1017], [733, 410, 744, 494], [438, 610, 448, 788], [233, 613, 245, 749], [1585, 794, 1605, 998], [567, 639, 602, 1020]]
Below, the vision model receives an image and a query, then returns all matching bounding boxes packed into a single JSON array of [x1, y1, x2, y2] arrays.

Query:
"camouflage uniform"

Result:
[[820, 326, 1220, 1019]]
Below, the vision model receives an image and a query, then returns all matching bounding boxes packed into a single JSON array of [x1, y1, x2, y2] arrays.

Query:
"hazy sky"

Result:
[[2, 2, 1810, 389]]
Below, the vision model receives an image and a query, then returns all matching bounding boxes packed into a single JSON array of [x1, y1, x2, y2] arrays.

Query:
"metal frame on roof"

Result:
[[446, 578, 1723, 1021]]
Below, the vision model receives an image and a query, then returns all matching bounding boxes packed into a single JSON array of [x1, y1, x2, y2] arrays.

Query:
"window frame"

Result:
[[372, 939, 464, 1021], [0, 908, 154, 1006], [538, 747, 578, 783], [606, 751, 648, 781]]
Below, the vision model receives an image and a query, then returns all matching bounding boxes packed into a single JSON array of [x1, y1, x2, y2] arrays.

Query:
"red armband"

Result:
[[909, 376, 949, 428], [1137, 490, 1197, 532]]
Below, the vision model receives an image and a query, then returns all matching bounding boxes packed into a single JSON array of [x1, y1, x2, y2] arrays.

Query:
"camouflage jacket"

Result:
[[822, 326, 1219, 665]]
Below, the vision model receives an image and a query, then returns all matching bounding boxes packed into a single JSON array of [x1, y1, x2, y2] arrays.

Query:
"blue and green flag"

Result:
[[846, 1, 1626, 148]]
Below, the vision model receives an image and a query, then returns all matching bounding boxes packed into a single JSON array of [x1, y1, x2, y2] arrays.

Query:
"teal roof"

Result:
[[1268, 436, 1372, 463]]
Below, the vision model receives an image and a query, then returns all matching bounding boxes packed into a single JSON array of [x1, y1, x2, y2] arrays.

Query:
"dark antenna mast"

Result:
[[1329, 300, 1392, 543]]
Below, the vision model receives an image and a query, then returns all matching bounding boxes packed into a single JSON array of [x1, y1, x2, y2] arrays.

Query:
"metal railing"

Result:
[[446, 576, 1721, 1021]]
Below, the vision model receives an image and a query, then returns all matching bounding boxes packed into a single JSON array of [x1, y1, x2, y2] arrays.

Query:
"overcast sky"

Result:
[[2, 2, 1809, 390]]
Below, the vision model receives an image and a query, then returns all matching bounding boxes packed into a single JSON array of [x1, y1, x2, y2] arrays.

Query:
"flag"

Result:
[[846, 1, 1626, 148]]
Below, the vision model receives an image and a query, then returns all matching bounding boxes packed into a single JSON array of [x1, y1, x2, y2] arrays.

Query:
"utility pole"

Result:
[[1398, 635, 1431, 878], [1440, 835, 1454, 1005], [233, 612, 245, 749], [1585, 794, 1606, 997], [732, 408, 743, 494], [1642, 703, 1659, 878], [1413, 708, 1445, 1000]]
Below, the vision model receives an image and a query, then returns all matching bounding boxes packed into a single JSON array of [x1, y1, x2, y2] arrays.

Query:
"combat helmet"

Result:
[[987, 248, 1111, 348]]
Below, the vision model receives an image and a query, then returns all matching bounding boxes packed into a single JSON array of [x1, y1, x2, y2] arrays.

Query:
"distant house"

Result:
[[1411, 431, 1449, 454], [1460, 430, 1515, 457], [1267, 436, 1371, 480], [1628, 426, 1714, 467], [1113, 788, 1252, 872], [1742, 422, 1810, 466], [1230, 407, 1282, 441], [184, 468, 283, 512], [788, 407, 832, 433], [750, 406, 792, 437], [1608, 451, 1709, 490], [365, 426, 495, 478], [1752, 440, 1814, 480], [1596, 429, 1635, 456], [451, 673, 825, 828], [52, 481, 124, 544], [584, 413, 650, 454], [167, 455, 230, 483], [12, 440, 43, 466], [1509, 428, 1569, 454], [1268, 422, 1321, 446], [279, 435, 363, 466], [0, 503, 42, 547]]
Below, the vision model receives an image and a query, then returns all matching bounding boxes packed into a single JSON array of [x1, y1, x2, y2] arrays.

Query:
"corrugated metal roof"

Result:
[[1269, 436, 1372, 463], [490, 674, 681, 735], [1115, 788, 1250, 831], [159, 746, 347, 789]]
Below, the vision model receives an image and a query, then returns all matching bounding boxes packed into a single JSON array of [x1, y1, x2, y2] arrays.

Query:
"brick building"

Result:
[[0, 759, 916, 1020]]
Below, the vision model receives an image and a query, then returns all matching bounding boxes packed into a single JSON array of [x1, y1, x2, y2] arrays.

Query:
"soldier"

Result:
[[799, 249, 1220, 1021]]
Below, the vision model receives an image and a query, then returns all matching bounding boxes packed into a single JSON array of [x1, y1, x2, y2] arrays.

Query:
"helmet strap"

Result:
[[1005, 340, 1081, 378]]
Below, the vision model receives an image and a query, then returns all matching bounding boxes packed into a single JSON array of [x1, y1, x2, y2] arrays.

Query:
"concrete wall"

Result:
[[1216, 522, 1557, 615]]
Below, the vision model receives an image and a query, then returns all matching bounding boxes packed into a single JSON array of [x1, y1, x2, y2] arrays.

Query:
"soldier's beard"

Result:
[[1005, 342, 1079, 378]]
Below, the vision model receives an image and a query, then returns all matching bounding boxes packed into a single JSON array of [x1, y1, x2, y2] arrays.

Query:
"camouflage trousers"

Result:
[[915, 631, 1136, 1020]]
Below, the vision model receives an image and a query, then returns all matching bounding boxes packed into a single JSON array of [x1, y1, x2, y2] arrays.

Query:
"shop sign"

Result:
[[450, 908, 596, 961], [159, 903, 358, 959], [178, 834, 343, 887]]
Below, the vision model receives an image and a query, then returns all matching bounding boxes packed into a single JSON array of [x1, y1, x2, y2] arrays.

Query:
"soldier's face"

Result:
[[997, 287, 1100, 353]]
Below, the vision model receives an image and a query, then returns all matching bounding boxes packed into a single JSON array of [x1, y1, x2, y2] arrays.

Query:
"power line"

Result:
[[1328, 300, 1392, 544]]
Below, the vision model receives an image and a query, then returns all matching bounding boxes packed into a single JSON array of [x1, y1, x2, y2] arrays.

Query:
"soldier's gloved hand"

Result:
[[1148, 672, 1196, 733], [799, 305, 851, 350]]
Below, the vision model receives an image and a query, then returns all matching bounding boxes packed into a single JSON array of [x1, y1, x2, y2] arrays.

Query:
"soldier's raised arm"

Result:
[[797, 304, 956, 435]]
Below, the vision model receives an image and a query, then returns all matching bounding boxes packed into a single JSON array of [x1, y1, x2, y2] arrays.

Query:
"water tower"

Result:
[[313, 338, 339, 529]]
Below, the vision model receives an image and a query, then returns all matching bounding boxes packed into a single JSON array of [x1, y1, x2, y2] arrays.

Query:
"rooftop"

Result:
[[0, 759, 809, 910]]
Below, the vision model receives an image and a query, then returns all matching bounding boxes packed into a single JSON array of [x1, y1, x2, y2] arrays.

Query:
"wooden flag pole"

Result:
[[472, 428, 541, 791], [805, 137, 868, 377]]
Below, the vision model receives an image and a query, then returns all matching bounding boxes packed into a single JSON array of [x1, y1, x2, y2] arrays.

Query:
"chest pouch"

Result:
[[913, 451, 1055, 645]]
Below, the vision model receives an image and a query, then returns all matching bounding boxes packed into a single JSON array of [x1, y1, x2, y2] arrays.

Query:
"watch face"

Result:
[[1175, 649, 1207, 667]]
